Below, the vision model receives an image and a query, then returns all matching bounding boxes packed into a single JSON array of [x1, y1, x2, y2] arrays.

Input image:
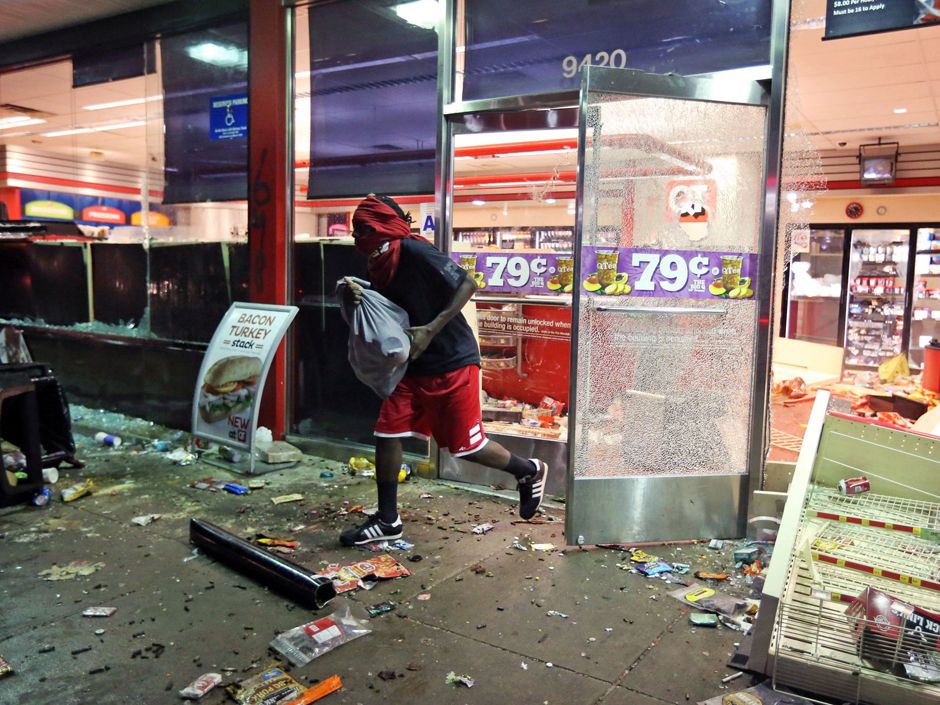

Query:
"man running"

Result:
[[339, 194, 547, 546]]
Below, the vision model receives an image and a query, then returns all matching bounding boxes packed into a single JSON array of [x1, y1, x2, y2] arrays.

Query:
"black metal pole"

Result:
[[189, 518, 336, 609]]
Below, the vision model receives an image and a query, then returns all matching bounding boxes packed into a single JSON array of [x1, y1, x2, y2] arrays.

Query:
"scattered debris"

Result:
[[545, 610, 569, 618], [167, 448, 197, 465], [445, 671, 474, 688], [671, 563, 691, 574], [636, 561, 673, 576], [228, 667, 305, 705], [270, 606, 372, 666], [377, 670, 397, 681], [82, 606, 117, 618], [38, 645, 55, 654], [0, 656, 12, 678], [257, 440, 303, 464], [630, 549, 659, 563], [183, 549, 201, 563], [61, 480, 93, 503], [347, 456, 375, 476], [366, 601, 396, 617], [255, 535, 299, 549], [521, 662, 528, 671], [39, 561, 105, 581], [721, 671, 744, 684], [689, 613, 720, 628], [319, 471, 335, 479], [707, 539, 723, 550], [131, 514, 161, 526], [406, 663, 422, 672], [697, 682, 812, 705], [179, 672, 222, 700], [417, 593, 432, 601], [281, 674, 343, 705], [271, 494, 304, 505], [247, 479, 266, 490], [472, 523, 495, 535], [470, 564, 486, 575], [407, 555, 423, 563], [530, 543, 556, 552], [419, 493, 433, 499], [694, 570, 729, 581], [223, 482, 249, 495], [323, 555, 411, 594]]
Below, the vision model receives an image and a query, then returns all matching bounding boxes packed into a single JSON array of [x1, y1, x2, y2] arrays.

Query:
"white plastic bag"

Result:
[[269, 603, 372, 666], [336, 277, 410, 398]]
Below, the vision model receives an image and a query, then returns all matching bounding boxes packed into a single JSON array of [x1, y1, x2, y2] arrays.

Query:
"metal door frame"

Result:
[[565, 65, 774, 544]]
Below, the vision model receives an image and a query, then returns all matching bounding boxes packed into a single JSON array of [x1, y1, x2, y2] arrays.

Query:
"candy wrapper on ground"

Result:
[[227, 667, 305, 705], [846, 586, 940, 682], [270, 604, 372, 667], [0, 655, 13, 678], [323, 554, 411, 594]]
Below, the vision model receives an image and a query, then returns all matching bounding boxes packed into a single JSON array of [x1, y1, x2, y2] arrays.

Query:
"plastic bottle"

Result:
[[95, 432, 122, 448], [31, 487, 52, 507]]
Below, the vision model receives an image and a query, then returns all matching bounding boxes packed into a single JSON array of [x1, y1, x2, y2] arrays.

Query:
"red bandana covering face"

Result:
[[352, 195, 427, 289]]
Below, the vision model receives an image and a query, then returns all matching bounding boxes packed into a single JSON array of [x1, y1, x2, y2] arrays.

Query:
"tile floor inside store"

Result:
[[1, 421, 768, 705]]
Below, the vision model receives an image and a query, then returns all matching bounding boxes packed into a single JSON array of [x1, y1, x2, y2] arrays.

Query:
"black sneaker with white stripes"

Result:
[[517, 459, 548, 520], [339, 514, 403, 546]]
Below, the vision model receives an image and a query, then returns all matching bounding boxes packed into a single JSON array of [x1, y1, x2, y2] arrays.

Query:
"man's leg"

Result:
[[462, 440, 547, 520], [375, 436, 403, 523]]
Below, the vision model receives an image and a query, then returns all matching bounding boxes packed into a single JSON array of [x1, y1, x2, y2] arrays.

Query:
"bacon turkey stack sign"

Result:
[[192, 303, 298, 449]]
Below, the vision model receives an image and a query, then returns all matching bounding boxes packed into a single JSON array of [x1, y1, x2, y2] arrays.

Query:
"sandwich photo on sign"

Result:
[[198, 355, 261, 423]]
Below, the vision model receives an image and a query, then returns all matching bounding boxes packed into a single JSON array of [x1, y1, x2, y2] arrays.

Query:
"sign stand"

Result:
[[191, 302, 299, 476]]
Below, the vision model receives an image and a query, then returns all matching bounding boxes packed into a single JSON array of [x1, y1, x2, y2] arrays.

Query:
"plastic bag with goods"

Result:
[[270, 604, 372, 666]]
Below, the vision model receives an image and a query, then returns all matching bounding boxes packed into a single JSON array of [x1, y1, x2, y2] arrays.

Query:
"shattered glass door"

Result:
[[567, 67, 768, 544]]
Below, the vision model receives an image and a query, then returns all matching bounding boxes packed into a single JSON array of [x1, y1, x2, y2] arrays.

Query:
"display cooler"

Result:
[[782, 225, 940, 372], [750, 392, 940, 705]]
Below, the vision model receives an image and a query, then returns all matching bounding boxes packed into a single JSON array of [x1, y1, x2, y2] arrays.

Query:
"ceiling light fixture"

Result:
[[0, 116, 45, 131], [42, 120, 146, 138], [83, 96, 162, 111], [394, 0, 439, 30], [185, 41, 248, 68]]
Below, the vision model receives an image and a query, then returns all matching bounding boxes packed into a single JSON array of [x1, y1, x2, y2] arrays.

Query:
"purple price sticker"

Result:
[[451, 251, 574, 294], [580, 247, 757, 300]]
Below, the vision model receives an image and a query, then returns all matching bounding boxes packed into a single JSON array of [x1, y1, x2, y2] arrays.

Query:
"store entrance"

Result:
[[566, 67, 770, 544]]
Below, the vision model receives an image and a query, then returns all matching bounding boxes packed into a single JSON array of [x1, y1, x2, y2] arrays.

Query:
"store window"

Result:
[[0, 24, 250, 347], [291, 3, 436, 446], [459, 0, 771, 101], [305, 0, 438, 198]]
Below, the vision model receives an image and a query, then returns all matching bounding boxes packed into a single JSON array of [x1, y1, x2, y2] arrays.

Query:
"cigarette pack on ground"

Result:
[[270, 604, 372, 666], [179, 672, 221, 700], [227, 667, 305, 705]]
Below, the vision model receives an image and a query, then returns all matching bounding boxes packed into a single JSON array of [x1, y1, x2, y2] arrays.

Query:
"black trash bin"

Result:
[[0, 363, 82, 469]]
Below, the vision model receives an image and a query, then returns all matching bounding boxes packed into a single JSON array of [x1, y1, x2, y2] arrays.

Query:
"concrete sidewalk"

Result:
[[0, 436, 761, 705]]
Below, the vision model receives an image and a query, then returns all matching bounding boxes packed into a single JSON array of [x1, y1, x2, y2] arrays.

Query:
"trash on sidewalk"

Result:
[[228, 667, 305, 705], [281, 675, 343, 705], [0, 655, 13, 678], [630, 549, 659, 563], [445, 671, 475, 688], [689, 613, 720, 628], [707, 539, 723, 550], [94, 432, 122, 448], [319, 471, 335, 479], [669, 582, 752, 618], [167, 448, 197, 465], [694, 570, 729, 581], [366, 601, 396, 617], [31, 487, 52, 507], [270, 605, 372, 666], [672, 562, 691, 574], [697, 681, 813, 705], [271, 494, 304, 505], [131, 514, 161, 526], [347, 456, 375, 477], [364, 538, 413, 552], [82, 606, 117, 618], [179, 672, 222, 700], [545, 610, 569, 618], [472, 523, 495, 535], [61, 479, 93, 502], [323, 554, 411, 594], [255, 534, 299, 549], [223, 482, 249, 495], [530, 543, 556, 552], [247, 479, 265, 490], [257, 440, 303, 464], [219, 446, 245, 463], [189, 518, 336, 609], [637, 561, 674, 576], [39, 560, 105, 581]]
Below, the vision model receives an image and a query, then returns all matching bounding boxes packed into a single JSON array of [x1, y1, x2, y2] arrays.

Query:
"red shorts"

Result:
[[375, 364, 486, 456]]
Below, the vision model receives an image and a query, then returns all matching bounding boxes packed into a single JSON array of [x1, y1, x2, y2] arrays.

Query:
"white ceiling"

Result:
[[1, 0, 940, 192], [0, 0, 175, 44]]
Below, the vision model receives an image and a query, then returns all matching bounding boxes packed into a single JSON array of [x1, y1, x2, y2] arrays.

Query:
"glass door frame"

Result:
[[566, 64, 778, 543]]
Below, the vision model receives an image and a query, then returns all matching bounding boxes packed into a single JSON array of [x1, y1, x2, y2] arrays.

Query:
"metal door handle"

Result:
[[594, 305, 726, 315]]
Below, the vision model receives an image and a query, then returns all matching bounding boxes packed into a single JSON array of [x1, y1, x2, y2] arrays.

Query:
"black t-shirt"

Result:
[[377, 239, 480, 377]]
